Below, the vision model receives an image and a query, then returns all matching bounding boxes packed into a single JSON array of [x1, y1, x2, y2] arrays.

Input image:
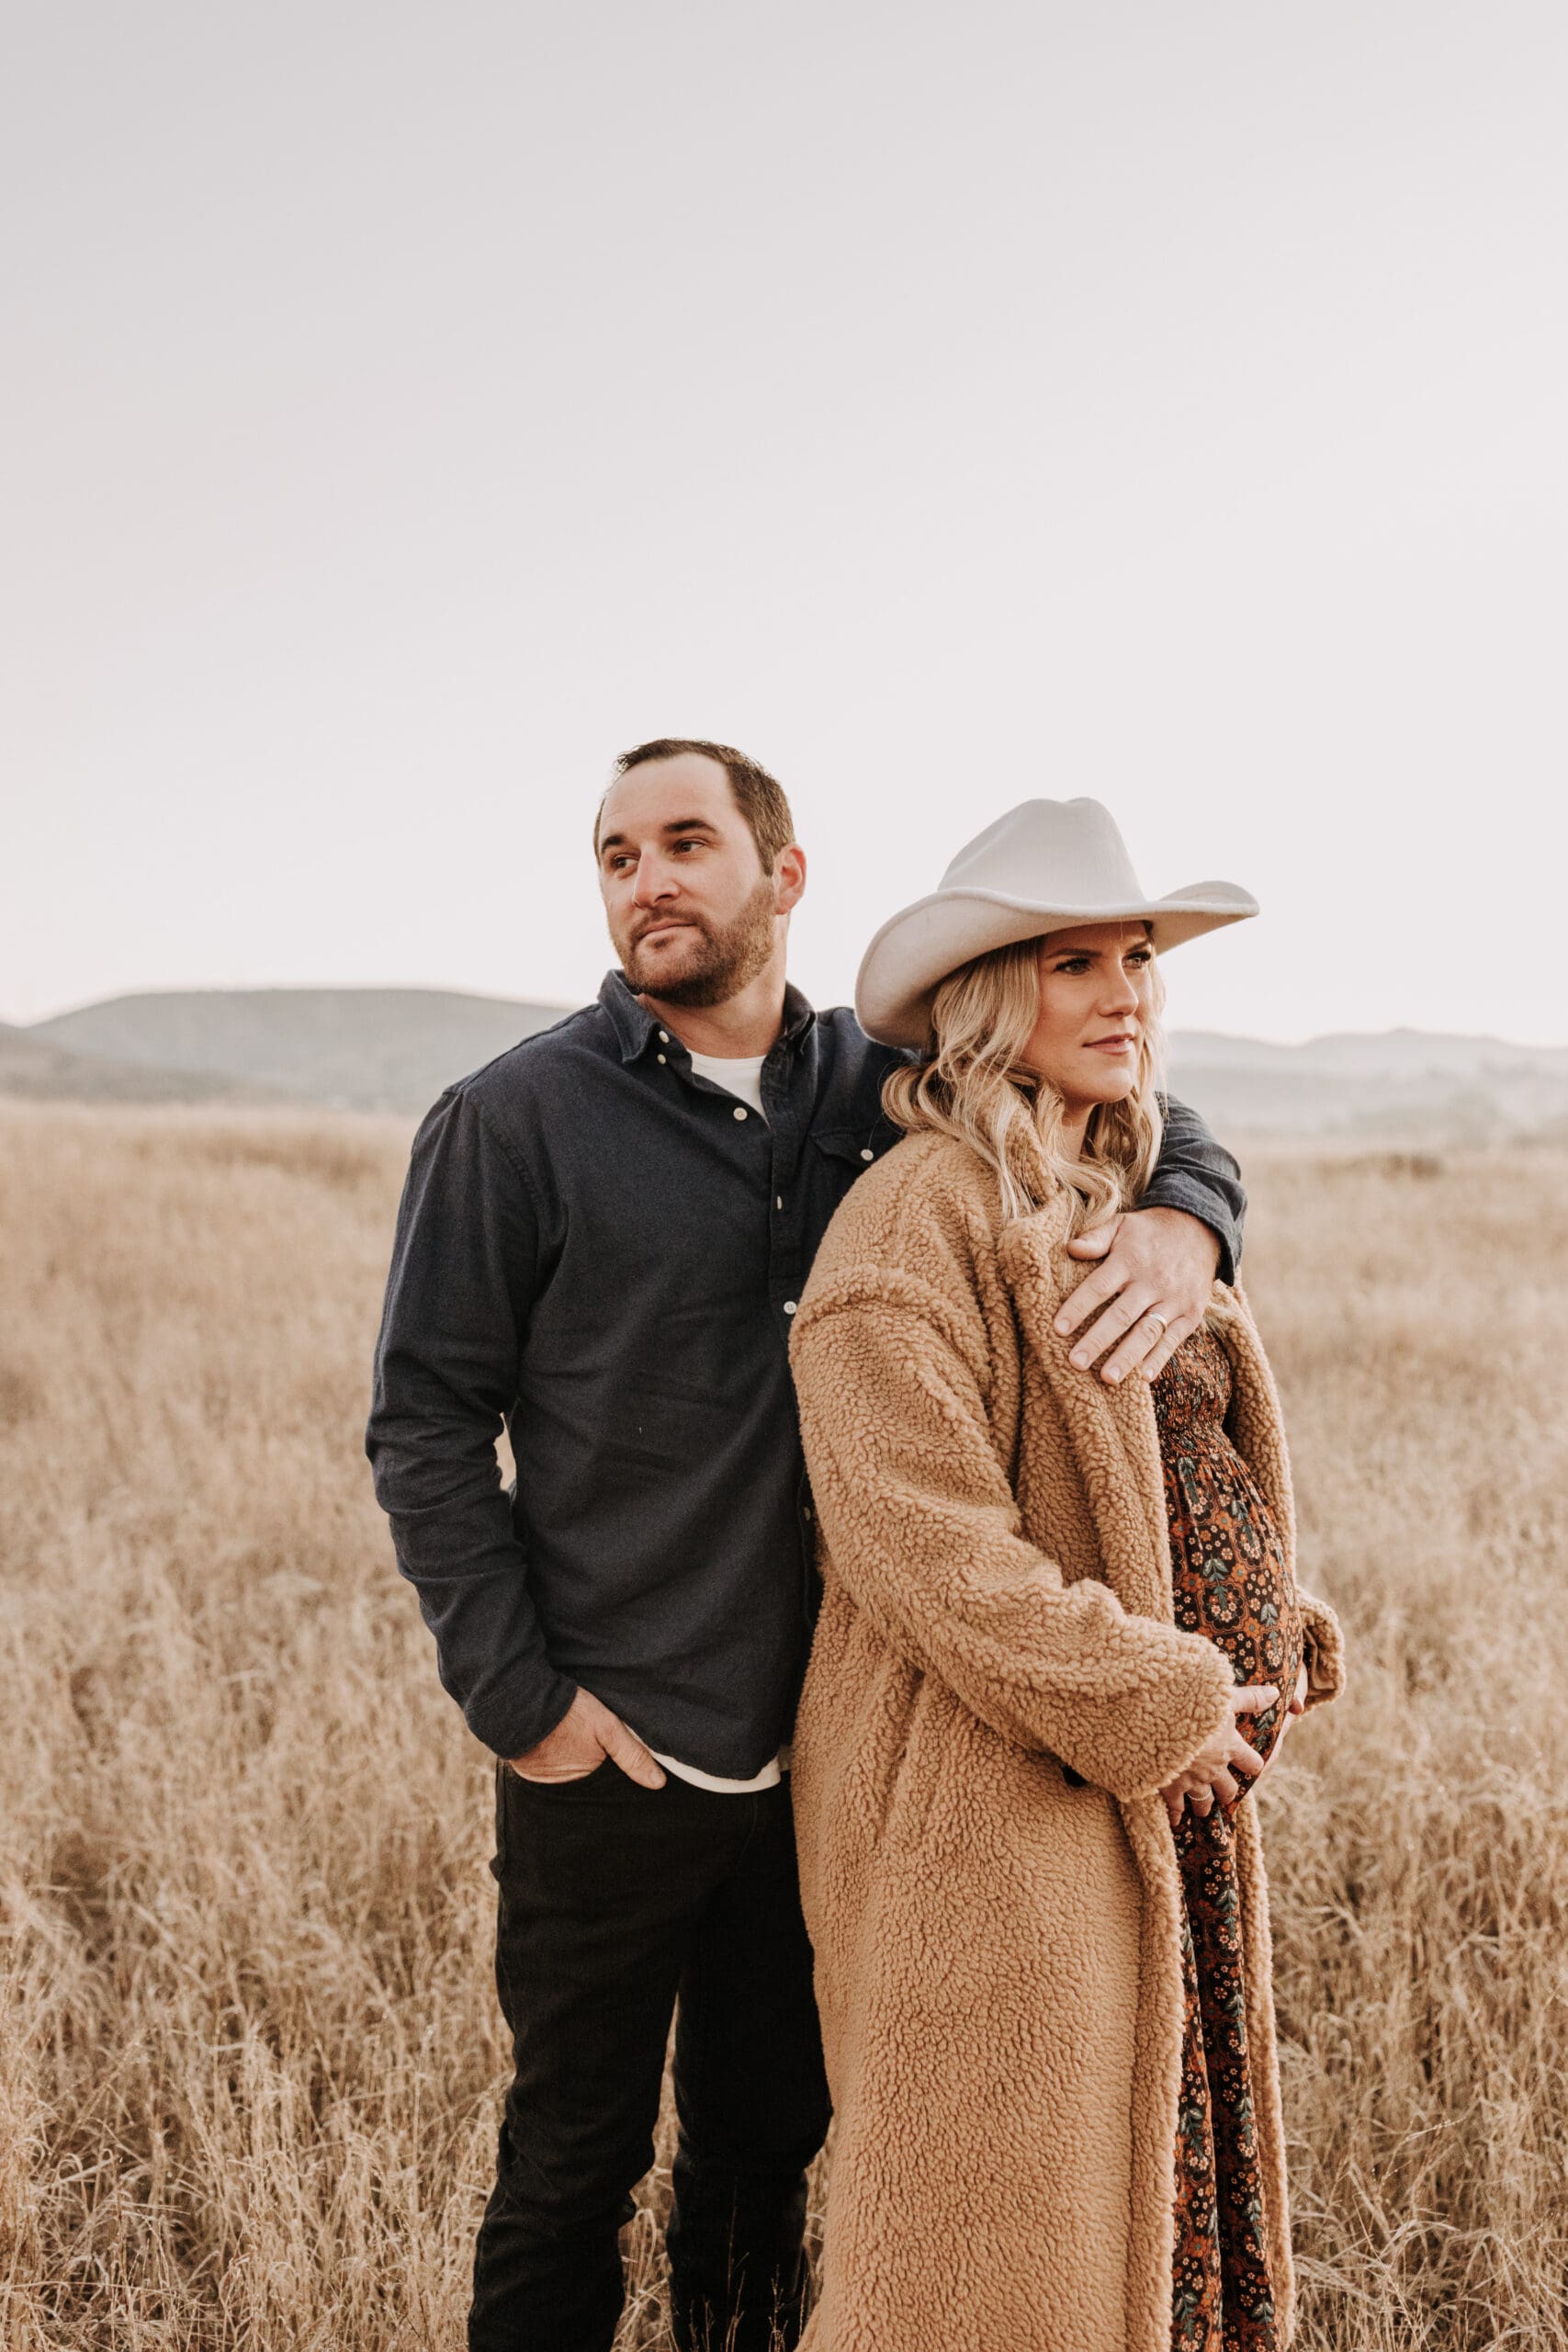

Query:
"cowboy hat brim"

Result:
[[855, 881, 1259, 1049]]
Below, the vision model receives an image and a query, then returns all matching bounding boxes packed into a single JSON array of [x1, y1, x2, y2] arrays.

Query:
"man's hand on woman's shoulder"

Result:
[[1056, 1207, 1223, 1385]]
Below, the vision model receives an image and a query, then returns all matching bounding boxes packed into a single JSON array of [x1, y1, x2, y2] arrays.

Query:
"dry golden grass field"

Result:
[[2, 1103, 1566, 2349]]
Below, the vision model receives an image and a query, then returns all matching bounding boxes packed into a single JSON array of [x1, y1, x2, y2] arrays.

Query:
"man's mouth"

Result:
[[635, 920, 699, 945]]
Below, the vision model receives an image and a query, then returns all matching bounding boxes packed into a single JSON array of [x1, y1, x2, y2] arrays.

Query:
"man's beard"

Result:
[[614, 876, 778, 1008]]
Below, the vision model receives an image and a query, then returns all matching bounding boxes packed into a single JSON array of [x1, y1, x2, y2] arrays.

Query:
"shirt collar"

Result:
[[598, 969, 817, 1064]]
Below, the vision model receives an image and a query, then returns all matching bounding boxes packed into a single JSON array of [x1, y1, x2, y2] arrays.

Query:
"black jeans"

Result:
[[469, 1759, 831, 2352]]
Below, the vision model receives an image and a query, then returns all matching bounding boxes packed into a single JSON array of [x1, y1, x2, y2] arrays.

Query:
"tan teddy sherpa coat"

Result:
[[788, 1129, 1345, 2352]]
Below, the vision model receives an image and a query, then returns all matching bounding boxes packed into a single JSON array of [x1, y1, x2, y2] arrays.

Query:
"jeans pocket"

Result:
[[491, 1751, 618, 1883], [508, 1753, 624, 1797]]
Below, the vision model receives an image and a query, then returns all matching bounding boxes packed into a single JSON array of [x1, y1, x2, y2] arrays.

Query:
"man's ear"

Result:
[[774, 844, 807, 915]]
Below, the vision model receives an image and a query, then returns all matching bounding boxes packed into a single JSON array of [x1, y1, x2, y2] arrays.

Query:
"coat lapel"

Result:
[[1205, 1286, 1297, 1573], [997, 1201, 1175, 1625]]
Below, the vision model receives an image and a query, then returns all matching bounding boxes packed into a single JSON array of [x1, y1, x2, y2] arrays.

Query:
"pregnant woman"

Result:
[[788, 799, 1345, 2352]]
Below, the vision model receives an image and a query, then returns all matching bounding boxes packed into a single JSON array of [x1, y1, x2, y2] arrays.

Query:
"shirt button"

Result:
[[734, 1106, 748, 1120], [657, 1053, 667, 1064], [860, 1148, 874, 1161], [784, 1300, 797, 1315], [659, 1030, 670, 1044]]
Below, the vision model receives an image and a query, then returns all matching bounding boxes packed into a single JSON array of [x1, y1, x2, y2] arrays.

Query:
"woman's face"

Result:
[[1016, 921, 1156, 1114]]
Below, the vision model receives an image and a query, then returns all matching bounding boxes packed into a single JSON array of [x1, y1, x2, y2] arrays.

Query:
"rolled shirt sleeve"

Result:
[[366, 1088, 578, 1759], [1142, 1095, 1247, 1283]]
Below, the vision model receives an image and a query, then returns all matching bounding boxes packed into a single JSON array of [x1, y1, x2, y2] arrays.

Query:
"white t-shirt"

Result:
[[647, 1741, 791, 1793], [650, 1045, 779, 1791], [686, 1048, 768, 1118]]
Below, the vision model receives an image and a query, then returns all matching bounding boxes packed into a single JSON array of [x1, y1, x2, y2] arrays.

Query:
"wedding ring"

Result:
[[1145, 1313, 1168, 1339]]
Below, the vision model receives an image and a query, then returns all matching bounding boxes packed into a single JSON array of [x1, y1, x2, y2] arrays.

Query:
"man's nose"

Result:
[[631, 856, 681, 907]]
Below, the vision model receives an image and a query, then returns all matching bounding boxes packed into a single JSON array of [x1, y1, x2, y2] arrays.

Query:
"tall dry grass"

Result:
[[1, 1103, 1564, 2348]]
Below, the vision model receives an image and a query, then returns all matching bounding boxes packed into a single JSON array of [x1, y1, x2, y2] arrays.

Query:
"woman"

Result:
[[788, 798, 1345, 2352]]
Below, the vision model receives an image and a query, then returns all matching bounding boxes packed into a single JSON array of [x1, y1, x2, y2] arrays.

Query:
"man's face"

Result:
[[596, 753, 796, 1007]]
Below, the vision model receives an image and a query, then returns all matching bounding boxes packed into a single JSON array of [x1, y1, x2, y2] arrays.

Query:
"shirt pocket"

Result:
[[810, 1125, 892, 1180], [595, 1375, 728, 1478]]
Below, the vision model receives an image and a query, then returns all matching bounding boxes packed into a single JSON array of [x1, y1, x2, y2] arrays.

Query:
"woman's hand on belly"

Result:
[[1159, 1683, 1279, 1828], [1225, 1659, 1310, 1804]]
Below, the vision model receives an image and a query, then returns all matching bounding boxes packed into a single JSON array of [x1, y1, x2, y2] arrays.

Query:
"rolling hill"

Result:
[[27, 989, 570, 1114], [0, 1020, 281, 1107], [1166, 1027, 1568, 1143]]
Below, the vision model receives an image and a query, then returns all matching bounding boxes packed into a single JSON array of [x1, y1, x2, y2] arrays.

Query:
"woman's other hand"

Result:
[[1159, 1684, 1278, 1826], [1231, 1660, 1310, 1801], [1289, 1658, 1309, 1718]]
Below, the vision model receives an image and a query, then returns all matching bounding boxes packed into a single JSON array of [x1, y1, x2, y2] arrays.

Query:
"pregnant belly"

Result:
[[1164, 1450, 1304, 1781], [1197, 1584, 1303, 1782]]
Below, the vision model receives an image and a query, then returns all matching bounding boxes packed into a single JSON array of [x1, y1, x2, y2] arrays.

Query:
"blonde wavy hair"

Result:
[[881, 932, 1168, 1231]]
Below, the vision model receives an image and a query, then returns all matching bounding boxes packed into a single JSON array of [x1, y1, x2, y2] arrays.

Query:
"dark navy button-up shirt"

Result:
[[366, 971, 1246, 1776]]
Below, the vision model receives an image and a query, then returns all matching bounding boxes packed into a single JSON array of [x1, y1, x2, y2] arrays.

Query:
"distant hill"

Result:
[[6, 989, 1567, 1141], [27, 989, 571, 1114], [0, 1019, 282, 1107], [1167, 1028, 1568, 1143]]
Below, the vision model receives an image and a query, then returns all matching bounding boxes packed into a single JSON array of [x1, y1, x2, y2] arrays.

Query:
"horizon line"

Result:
[[5, 980, 1566, 1057]]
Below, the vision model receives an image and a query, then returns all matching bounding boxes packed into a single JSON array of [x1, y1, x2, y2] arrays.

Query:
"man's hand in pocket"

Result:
[[509, 1687, 666, 1788]]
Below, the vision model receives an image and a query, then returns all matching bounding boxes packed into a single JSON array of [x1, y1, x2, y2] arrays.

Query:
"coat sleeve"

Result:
[[791, 1265, 1235, 1802]]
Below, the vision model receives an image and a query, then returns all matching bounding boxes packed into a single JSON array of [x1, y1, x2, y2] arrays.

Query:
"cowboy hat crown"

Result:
[[855, 797, 1258, 1049]]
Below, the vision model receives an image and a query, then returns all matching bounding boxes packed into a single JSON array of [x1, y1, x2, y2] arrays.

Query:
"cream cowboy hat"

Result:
[[855, 797, 1258, 1049]]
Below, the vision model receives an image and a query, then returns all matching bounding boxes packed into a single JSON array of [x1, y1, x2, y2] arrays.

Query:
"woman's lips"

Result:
[[1086, 1035, 1137, 1055]]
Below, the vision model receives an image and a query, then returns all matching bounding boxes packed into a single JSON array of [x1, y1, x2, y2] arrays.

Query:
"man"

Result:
[[366, 740, 1247, 2352]]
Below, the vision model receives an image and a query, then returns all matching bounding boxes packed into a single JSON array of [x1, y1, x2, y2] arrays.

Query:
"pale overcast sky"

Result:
[[6, 2, 1566, 1043]]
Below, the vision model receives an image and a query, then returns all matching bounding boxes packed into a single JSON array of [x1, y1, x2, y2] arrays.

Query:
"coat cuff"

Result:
[[1296, 1588, 1346, 1710], [1055, 1629, 1236, 1803]]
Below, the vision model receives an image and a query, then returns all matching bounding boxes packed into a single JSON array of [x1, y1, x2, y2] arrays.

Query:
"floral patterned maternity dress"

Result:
[[1152, 1324, 1306, 2352]]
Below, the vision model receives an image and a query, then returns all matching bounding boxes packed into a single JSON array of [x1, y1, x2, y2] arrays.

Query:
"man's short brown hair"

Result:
[[599, 738, 796, 873]]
